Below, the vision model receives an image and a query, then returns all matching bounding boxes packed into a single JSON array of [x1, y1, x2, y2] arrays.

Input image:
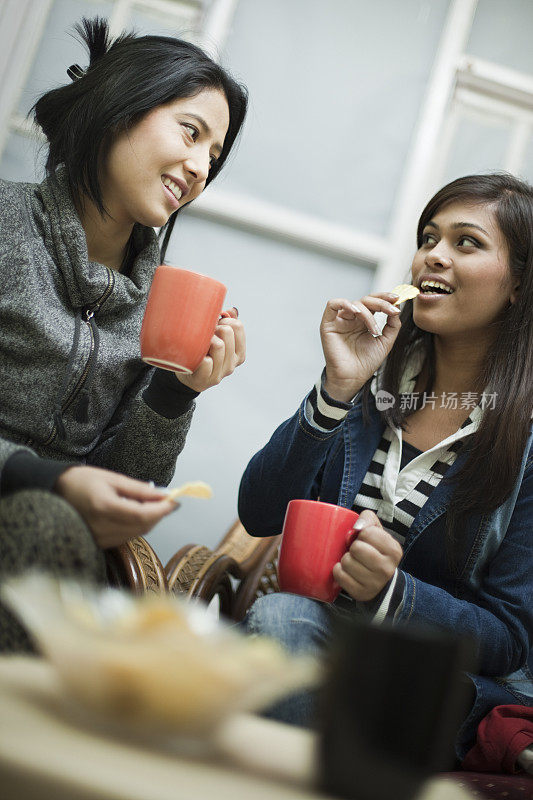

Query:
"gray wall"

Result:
[[152, 218, 373, 563]]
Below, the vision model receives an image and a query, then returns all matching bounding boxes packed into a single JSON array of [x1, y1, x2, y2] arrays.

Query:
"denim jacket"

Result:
[[238, 393, 533, 756]]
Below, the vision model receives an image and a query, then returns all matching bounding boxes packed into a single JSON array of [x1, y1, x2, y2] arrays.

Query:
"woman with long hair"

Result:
[[0, 18, 247, 650], [238, 173, 533, 760]]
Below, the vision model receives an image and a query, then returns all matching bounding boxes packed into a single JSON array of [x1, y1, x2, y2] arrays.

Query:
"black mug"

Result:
[[317, 615, 477, 800]]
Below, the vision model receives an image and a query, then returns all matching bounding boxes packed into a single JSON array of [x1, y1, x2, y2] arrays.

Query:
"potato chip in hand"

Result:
[[391, 284, 420, 305], [167, 481, 213, 501]]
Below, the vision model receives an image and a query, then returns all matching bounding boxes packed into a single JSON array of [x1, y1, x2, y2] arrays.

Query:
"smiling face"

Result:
[[411, 200, 518, 342], [99, 87, 230, 228]]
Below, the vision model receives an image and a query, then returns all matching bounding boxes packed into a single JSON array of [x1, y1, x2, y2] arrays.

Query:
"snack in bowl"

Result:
[[1, 573, 318, 735], [391, 284, 420, 305]]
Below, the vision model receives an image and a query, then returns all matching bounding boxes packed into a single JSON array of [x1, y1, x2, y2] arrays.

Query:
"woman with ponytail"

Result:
[[0, 18, 247, 651], [238, 173, 533, 762]]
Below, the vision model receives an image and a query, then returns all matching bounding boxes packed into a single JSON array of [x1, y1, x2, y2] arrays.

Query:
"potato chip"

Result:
[[118, 601, 189, 633], [391, 284, 420, 305], [167, 481, 213, 501]]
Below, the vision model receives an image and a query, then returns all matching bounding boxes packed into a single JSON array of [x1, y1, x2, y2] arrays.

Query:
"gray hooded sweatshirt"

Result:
[[0, 169, 196, 493]]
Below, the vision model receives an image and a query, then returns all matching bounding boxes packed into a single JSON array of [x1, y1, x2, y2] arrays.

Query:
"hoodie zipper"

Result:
[[39, 268, 115, 447]]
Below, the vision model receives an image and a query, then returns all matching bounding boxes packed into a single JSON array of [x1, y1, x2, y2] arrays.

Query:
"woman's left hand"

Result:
[[332, 509, 403, 601], [176, 310, 246, 393]]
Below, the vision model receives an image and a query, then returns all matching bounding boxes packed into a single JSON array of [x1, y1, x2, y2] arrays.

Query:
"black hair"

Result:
[[32, 17, 248, 261], [365, 173, 533, 569]]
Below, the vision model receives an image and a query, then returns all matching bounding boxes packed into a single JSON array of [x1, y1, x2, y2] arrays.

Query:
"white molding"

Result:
[[504, 120, 531, 175], [109, 0, 201, 36], [434, 91, 533, 182], [199, 0, 240, 54], [457, 54, 533, 112], [108, 0, 133, 35], [373, 0, 478, 290], [455, 86, 533, 126], [0, 0, 53, 158], [130, 0, 202, 30], [132, 0, 202, 14], [185, 189, 386, 265], [432, 97, 461, 186]]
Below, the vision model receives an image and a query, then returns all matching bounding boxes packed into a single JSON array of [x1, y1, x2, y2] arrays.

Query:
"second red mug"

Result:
[[277, 499, 360, 603], [140, 265, 227, 373]]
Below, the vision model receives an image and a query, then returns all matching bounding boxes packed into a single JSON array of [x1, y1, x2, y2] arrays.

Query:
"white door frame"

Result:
[[373, 0, 479, 289]]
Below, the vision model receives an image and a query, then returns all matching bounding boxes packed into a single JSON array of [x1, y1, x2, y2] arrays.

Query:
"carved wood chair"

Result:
[[105, 520, 280, 620], [165, 520, 280, 620], [105, 537, 168, 594]]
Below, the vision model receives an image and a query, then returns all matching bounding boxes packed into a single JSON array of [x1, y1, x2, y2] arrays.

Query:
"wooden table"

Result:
[[0, 657, 473, 800]]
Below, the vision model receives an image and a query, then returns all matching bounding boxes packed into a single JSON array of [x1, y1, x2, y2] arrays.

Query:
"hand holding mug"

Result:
[[320, 294, 402, 403], [277, 500, 361, 603], [177, 307, 246, 393], [332, 509, 403, 602]]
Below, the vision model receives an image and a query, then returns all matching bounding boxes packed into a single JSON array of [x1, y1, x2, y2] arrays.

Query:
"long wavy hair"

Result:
[[32, 17, 248, 262], [365, 173, 533, 565]]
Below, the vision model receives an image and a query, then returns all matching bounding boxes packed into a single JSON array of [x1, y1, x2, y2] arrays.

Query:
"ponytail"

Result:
[[75, 16, 115, 64]]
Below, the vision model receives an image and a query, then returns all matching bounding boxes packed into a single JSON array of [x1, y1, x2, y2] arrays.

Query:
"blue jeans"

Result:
[[242, 592, 482, 762], [243, 592, 336, 727]]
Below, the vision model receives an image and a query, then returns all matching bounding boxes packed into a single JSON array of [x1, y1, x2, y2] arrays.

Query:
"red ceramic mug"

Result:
[[277, 499, 360, 603], [140, 265, 228, 373]]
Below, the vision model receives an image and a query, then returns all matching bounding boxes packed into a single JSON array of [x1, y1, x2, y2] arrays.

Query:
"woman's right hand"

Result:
[[55, 466, 177, 549], [320, 294, 402, 402]]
